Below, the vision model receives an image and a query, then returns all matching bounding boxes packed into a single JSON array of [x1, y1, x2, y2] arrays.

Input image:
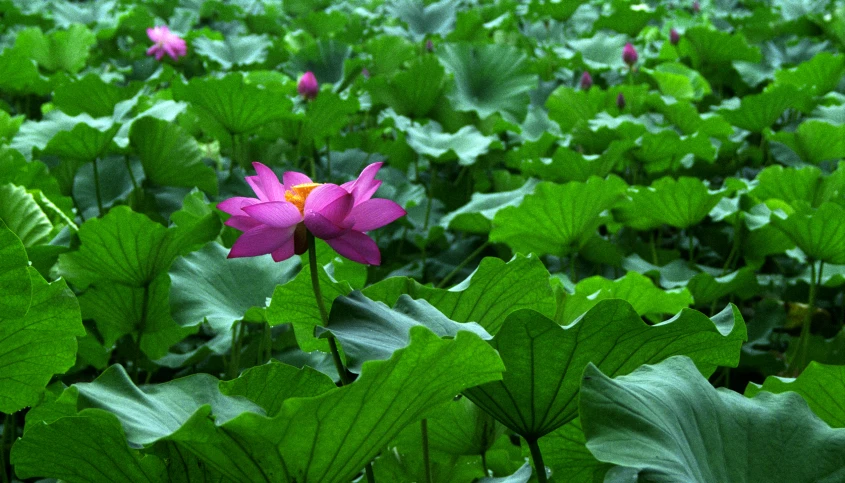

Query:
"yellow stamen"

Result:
[[285, 183, 321, 214]]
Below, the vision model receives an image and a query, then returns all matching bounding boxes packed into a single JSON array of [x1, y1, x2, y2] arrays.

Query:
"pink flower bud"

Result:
[[361, 68, 370, 79], [297, 71, 319, 100], [616, 93, 626, 110], [693, 0, 700, 12], [670, 28, 680, 45], [580, 71, 593, 90], [425, 39, 434, 52], [622, 43, 638, 66]]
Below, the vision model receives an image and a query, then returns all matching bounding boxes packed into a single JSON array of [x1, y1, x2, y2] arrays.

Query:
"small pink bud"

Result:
[[616, 93, 626, 110], [425, 39, 434, 52], [622, 43, 638, 66], [580, 71, 593, 90], [297, 71, 318, 100], [670, 28, 680, 45], [361, 68, 370, 79], [693, 0, 700, 12]]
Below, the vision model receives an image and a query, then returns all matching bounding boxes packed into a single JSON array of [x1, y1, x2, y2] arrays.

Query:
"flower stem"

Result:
[[526, 437, 548, 483], [307, 233, 374, 482], [307, 232, 349, 385], [422, 419, 432, 483]]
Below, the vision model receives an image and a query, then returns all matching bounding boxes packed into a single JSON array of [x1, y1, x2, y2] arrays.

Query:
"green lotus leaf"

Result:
[[649, 62, 712, 101], [172, 73, 296, 135], [58, 206, 184, 288], [518, 141, 632, 183], [580, 356, 845, 483], [79, 273, 196, 360], [628, 176, 726, 229], [168, 242, 299, 360], [775, 52, 845, 96], [538, 418, 611, 483], [679, 26, 761, 68], [266, 262, 353, 352], [129, 117, 218, 194], [751, 164, 844, 208], [219, 361, 336, 417], [15, 328, 503, 483], [558, 271, 694, 324], [316, 291, 491, 373], [11, 409, 165, 482], [0, 183, 53, 247], [0, 219, 31, 319], [745, 361, 845, 427], [367, 55, 445, 118], [464, 301, 746, 440], [490, 176, 628, 256], [193, 34, 271, 69], [405, 120, 497, 166], [0, 45, 45, 94], [0, 268, 83, 413], [362, 254, 556, 336], [427, 397, 504, 456], [286, 38, 350, 84], [52, 74, 139, 118], [15, 24, 96, 73], [388, 0, 456, 41], [771, 202, 845, 264], [300, 90, 360, 144], [441, 179, 538, 233], [767, 119, 845, 165], [438, 43, 538, 122], [718, 84, 805, 132], [568, 33, 628, 69]]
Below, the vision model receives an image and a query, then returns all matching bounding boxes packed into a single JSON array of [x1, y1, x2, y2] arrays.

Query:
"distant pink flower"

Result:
[[425, 39, 434, 52], [616, 93, 626, 110], [670, 28, 680, 45], [297, 71, 319, 100], [146, 26, 187, 61], [693, 0, 700, 13], [622, 43, 638, 66], [218, 162, 406, 265], [580, 71, 593, 90], [361, 68, 370, 79]]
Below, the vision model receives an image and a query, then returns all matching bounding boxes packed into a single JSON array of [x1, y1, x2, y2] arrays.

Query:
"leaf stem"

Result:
[[1, 413, 10, 483], [480, 451, 488, 475], [125, 156, 139, 192], [436, 241, 489, 289], [794, 259, 822, 374], [92, 158, 104, 217], [526, 438, 548, 483], [422, 419, 432, 483], [133, 284, 149, 384]]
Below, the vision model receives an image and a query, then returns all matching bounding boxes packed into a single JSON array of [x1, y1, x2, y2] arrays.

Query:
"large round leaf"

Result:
[[490, 177, 627, 256], [580, 356, 845, 483], [464, 301, 746, 440], [771, 202, 845, 264], [438, 43, 538, 123]]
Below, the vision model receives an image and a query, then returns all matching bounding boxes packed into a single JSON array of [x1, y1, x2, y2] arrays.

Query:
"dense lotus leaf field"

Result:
[[2, 0, 845, 481]]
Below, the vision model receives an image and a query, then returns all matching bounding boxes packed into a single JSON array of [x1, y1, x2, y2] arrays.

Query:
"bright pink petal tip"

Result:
[[325, 231, 382, 265], [350, 199, 406, 232]]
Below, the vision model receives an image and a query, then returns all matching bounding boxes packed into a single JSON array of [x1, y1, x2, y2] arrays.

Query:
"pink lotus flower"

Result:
[[297, 71, 319, 100], [218, 162, 406, 265], [622, 43, 638, 66], [670, 28, 680, 45], [146, 26, 187, 61], [580, 71, 593, 90]]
